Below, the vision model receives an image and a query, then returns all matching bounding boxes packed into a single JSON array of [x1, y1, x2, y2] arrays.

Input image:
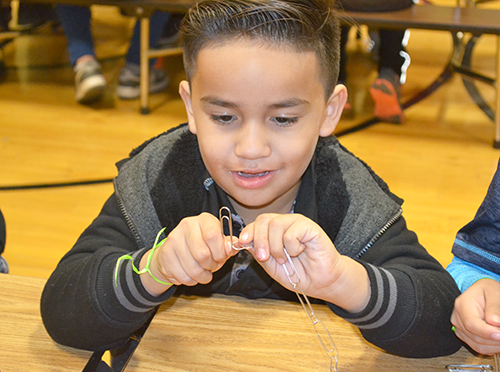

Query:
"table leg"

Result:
[[494, 35, 500, 148], [140, 17, 150, 115]]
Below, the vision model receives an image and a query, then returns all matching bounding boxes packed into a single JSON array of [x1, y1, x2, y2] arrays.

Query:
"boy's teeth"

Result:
[[238, 171, 269, 178]]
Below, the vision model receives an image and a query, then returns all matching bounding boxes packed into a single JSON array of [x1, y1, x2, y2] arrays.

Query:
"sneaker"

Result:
[[74, 59, 106, 104], [369, 68, 405, 124], [0, 256, 8, 274], [116, 63, 169, 100]]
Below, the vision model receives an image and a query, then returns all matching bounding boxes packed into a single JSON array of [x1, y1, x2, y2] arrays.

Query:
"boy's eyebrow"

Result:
[[200, 96, 238, 108], [268, 98, 310, 109], [200, 96, 310, 109]]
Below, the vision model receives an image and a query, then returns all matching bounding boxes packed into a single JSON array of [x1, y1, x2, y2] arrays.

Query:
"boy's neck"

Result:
[[227, 183, 300, 225]]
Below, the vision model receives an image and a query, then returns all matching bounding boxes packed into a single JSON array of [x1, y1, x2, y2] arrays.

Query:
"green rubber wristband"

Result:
[[114, 227, 172, 286]]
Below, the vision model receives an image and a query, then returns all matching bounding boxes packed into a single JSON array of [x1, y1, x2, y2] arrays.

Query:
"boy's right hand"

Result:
[[451, 278, 500, 355], [139, 213, 236, 296]]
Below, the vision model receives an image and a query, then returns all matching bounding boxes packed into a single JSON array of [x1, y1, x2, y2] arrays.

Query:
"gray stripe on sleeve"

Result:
[[356, 267, 397, 330], [125, 251, 164, 308], [113, 251, 162, 313], [349, 264, 384, 325]]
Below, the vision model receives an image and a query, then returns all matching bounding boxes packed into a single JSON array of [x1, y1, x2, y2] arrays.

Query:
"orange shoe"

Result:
[[369, 69, 405, 124]]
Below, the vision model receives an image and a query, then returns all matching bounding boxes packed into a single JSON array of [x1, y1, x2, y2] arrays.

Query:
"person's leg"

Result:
[[125, 11, 172, 66], [56, 5, 106, 104], [56, 5, 95, 66], [369, 28, 409, 123], [338, 0, 413, 122], [378, 28, 408, 80], [117, 11, 171, 100]]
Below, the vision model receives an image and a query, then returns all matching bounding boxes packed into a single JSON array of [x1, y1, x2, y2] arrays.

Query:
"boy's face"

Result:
[[180, 40, 346, 219]]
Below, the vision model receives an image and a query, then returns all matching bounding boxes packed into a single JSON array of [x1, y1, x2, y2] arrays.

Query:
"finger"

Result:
[[179, 216, 220, 272], [251, 214, 274, 262], [223, 235, 240, 256], [267, 215, 294, 265], [173, 241, 214, 285], [200, 215, 228, 265], [484, 282, 500, 328], [455, 291, 498, 341], [154, 239, 205, 286], [453, 305, 500, 354], [237, 226, 254, 248], [454, 327, 500, 355]]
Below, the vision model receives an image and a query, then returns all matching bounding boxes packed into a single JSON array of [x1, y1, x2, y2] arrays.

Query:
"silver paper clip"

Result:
[[219, 206, 251, 251], [219, 206, 235, 249], [219, 207, 338, 371], [446, 365, 493, 371]]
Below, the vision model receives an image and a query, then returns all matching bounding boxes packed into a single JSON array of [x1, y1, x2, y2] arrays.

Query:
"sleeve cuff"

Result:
[[113, 248, 176, 313], [327, 262, 398, 330], [447, 256, 500, 292]]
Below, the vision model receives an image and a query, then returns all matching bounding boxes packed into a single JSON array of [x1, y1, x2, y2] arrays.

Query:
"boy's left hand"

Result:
[[238, 213, 370, 313]]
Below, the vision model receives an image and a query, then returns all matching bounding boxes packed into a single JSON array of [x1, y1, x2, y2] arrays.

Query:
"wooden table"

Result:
[[0, 274, 91, 372], [126, 295, 493, 371], [0, 274, 494, 371]]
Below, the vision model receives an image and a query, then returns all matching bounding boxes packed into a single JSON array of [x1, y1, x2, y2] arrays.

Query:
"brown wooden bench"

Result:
[[340, 4, 500, 147]]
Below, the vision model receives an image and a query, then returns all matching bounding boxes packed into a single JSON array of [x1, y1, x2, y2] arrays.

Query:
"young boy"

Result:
[[41, 0, 462, 359], [447, 158, 500, 355]]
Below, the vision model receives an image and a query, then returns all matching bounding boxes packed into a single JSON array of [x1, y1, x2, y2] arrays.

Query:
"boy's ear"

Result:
[[319, 84, 348, 137], [179, 80, 197, 134]]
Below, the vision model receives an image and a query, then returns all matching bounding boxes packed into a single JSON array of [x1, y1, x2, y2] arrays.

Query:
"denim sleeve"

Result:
[[446, 256, 500, 292]]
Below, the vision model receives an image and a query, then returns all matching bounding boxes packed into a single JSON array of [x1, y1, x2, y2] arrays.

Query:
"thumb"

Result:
[[484, 282, 500, 328]]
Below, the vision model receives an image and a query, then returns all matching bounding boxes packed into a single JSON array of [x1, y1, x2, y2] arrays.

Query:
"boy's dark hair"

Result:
[[181, 0, 341, 99]]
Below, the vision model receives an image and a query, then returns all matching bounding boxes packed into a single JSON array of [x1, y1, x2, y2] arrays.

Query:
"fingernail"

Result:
[[257, 249, 266, 261], [492, 333, 500, 341], [241, 232, 249, 242]]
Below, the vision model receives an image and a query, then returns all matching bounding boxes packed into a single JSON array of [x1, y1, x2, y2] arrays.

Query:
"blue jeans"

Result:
[[56, 5, 171, 67]]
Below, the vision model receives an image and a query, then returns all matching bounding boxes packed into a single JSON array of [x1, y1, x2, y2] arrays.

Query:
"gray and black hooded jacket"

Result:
[[41, 124, 462, 357]]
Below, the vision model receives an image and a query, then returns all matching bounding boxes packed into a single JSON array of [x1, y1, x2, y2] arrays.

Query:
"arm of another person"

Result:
[[40, 194, 175, 351], [448, 257, 500, 355]]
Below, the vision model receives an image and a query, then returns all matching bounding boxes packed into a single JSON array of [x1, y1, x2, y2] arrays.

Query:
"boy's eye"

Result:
[[271, 116, 298, 127], [211, 114, 236, 125]]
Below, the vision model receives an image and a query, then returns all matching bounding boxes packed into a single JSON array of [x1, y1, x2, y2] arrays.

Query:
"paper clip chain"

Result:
[[446, 365, 494, 371], [283, 248, 339, 372], [219, 207, 338, 371]]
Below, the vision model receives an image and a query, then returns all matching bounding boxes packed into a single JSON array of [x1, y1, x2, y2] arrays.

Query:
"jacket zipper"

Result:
[[114, 179, 143, 248], [355, 208, 403, 259]]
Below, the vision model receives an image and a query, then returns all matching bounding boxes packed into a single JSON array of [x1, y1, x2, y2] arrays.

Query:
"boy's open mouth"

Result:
[[232, 170, 275, 189], [237, 171, 270, 178]]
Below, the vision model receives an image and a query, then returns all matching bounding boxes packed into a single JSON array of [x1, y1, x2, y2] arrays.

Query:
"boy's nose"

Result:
[[234, 122, 271, 160]]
